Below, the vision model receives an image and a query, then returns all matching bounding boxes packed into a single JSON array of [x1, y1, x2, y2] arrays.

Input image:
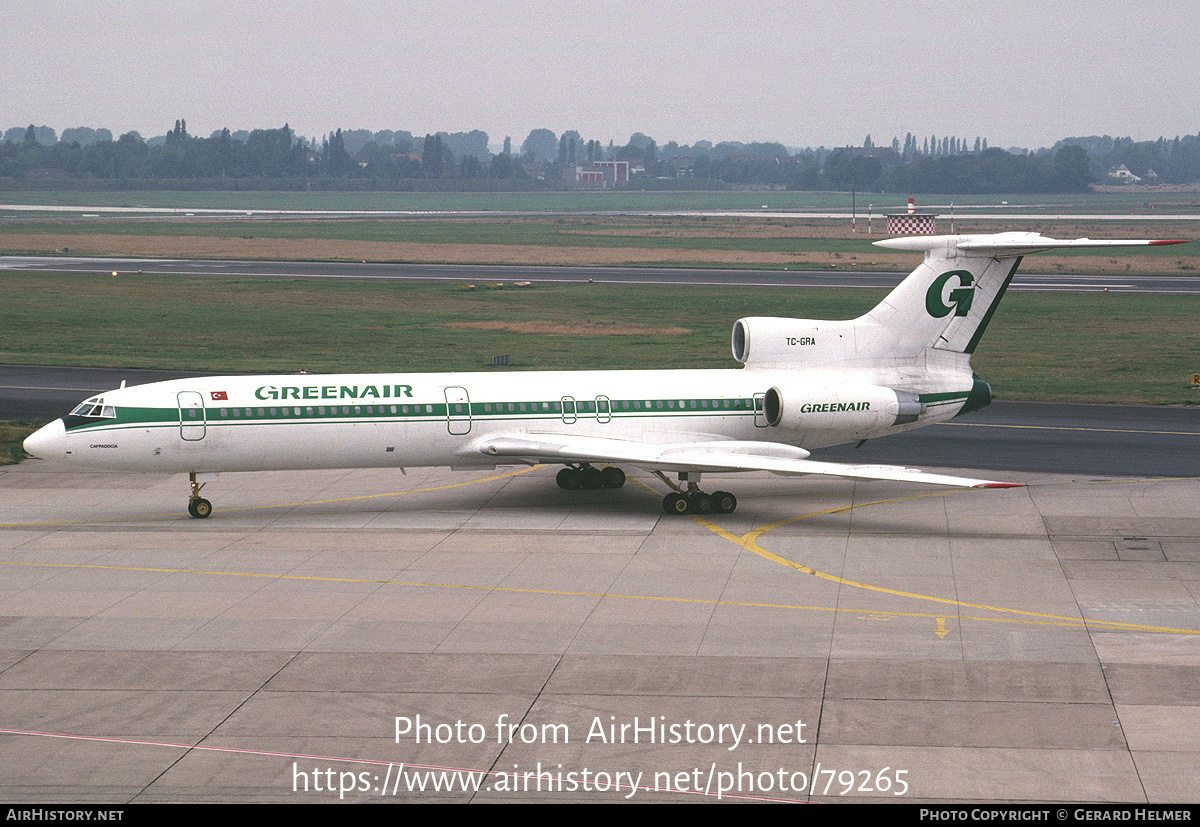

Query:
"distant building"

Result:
[[568, 167, 605, 190], [1107, 164, 1142, 184], [665, 156, 697, 178], [592, 160, 631, 185]]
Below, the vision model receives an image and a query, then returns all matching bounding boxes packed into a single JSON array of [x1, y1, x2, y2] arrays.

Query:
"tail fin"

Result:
[[732, 233, 1187, 371], [862, 232, 1188, 358]]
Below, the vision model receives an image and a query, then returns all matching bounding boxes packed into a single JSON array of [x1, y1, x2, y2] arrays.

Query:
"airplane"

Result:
[[22, 232, 1187, 518]]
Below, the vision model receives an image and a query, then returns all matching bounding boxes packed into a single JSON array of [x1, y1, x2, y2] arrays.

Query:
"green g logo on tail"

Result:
[[926, 270, 976, 318]]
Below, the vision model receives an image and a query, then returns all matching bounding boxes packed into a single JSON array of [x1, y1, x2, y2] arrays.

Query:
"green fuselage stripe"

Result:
[[64, 396, 762, 433]]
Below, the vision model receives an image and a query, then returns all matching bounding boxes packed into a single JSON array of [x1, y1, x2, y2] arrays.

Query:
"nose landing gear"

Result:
[[187, 472, 213, 518]]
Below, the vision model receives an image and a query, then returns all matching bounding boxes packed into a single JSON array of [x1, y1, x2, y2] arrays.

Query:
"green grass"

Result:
[[0, 422, 36, 465], [3, 270, 1198, 405], [3, 214, 1192, 266], [1, 270, 859, 373], [0, 215, 888, 259], [971, 293, 1200, 403]]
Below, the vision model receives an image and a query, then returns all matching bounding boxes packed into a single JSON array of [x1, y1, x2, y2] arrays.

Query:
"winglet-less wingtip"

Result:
[[973, 482, 1025, 489]]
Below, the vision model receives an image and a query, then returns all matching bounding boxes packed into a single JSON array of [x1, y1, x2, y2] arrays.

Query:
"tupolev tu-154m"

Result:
[[23, 232, 1188, 518]]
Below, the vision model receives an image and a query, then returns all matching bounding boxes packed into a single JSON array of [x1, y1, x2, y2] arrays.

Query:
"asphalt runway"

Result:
[[2, 457, 1198, 803], [5, 255, 1200, 294]]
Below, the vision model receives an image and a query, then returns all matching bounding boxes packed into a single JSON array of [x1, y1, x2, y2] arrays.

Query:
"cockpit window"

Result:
[[69, 397, 117, 419]]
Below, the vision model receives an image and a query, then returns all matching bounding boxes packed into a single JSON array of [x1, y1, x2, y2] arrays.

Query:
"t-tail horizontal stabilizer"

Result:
[[874, 233, 1191, 256]]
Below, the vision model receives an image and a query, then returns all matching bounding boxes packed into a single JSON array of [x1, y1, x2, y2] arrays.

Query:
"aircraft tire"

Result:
[[601, 466, 626, 488], [688, 492, 713, 514], [190, 498, 213, 519], [712, 491, 737, 514], [663, 493, 689, 515], [581, 466, 604, 489]]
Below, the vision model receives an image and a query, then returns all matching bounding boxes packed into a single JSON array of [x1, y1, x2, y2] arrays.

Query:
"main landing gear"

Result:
[[187, 472, 213, 519], [556, 463, 626, 490], [555, 465, 738, 515], [654, 470, 737, 516]]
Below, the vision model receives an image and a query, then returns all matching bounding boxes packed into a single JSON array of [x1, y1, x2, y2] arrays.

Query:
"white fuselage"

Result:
[[27, 366, 967, 475]]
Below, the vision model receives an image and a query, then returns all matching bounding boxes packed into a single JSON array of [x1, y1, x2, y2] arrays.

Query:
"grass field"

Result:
[[0, 422, 36, 464], [4, 270, 1198, 406], [1, 213, 1195, 272]]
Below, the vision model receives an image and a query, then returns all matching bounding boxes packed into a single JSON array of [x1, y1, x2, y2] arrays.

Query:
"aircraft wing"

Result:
[[470, 434, 1021, 489]]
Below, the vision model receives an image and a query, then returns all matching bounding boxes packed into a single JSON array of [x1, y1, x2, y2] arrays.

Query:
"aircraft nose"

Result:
[[22, 419, 66, 460]]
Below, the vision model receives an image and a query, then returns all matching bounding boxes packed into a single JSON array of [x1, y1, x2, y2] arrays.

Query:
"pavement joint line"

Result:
[[0, 727, 792, 803], [680, 481, 1200, 637], [0, 465, 542, 528], [3, 558, 1168, 633], [4, 471, 1197, 635]]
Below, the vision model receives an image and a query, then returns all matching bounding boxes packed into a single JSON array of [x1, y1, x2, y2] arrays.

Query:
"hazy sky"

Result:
[[3, 0, 1197, 150]]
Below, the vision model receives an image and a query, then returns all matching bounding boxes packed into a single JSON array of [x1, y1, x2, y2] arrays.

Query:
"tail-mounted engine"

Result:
[[763, 383, 924, 433], [732, 317, 857, 369]]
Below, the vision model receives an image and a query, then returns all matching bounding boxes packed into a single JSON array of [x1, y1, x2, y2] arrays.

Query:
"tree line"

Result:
[[3, 120, 1199, 193]]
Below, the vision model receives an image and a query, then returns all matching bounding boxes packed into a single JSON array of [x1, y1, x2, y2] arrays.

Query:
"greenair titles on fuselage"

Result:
[[255, 384, 414, 401], [798, 401, 871, 413]]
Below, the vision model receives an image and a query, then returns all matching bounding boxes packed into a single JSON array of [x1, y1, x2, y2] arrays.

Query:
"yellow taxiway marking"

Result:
[[686, 484, 1200, 636], [2, 554, 1190, 633], [0, 466, 541, 528], [1, 558, 1190, 634], [4, 470, 1197, 635]]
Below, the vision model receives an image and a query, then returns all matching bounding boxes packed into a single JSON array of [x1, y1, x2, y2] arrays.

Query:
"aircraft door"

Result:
[[445, 386, 471, 435], [178, 391, 206, 440], [753, 392, 768, 427], [560, 396, 577, 424], [595, 396, 611, 424]]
